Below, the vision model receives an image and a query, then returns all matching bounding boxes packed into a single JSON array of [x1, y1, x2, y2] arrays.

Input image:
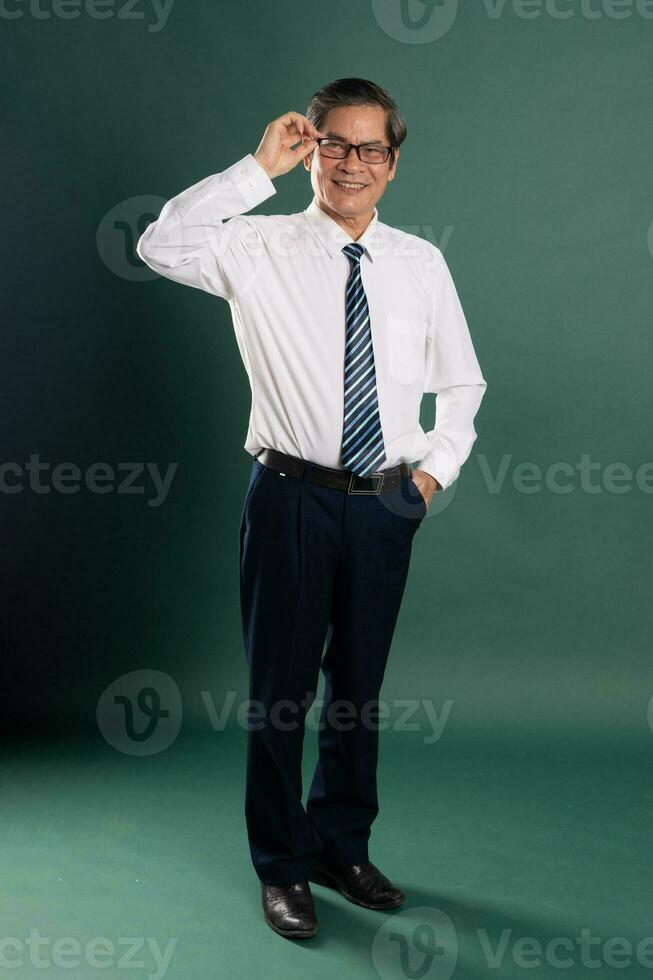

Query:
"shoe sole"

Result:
[[263, 913, 318, 939], [309, 868, 405, 910]]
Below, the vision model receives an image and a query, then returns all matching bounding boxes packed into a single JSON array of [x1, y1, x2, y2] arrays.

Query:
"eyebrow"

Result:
[[323, 131, 384, 144]]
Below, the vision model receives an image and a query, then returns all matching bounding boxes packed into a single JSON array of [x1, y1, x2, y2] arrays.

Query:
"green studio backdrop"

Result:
[[4, 3, 653, 975], [4, 2, 651, 744]]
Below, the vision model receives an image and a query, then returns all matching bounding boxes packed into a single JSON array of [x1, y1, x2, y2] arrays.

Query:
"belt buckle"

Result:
[[347, 471, 384, 494]]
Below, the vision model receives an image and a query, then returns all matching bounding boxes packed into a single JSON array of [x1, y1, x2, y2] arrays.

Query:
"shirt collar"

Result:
[[303, 198, 381, 261]]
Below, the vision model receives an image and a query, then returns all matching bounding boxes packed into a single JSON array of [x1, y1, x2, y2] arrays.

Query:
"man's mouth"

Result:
[[332, 179, 368, 192]]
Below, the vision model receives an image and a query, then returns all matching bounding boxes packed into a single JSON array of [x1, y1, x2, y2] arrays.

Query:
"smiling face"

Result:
[[304, 103, 399, 233]]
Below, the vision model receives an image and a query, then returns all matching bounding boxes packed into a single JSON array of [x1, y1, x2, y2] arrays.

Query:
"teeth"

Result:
[[335, 181, 365, 189]]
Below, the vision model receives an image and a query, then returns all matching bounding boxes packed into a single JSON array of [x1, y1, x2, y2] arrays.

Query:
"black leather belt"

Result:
[[257, 448, 410, 494]]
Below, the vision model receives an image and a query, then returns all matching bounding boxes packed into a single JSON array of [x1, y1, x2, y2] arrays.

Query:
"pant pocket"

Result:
[[244, 459, 267, 509]]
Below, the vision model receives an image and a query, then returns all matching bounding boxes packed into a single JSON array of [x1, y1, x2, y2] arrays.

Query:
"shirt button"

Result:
[[240, 168, 246, 176], [249, 180, 255, 187]]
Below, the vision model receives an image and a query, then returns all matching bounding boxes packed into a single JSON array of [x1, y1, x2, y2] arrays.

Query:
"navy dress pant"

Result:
[[238, 455, 426, 885]]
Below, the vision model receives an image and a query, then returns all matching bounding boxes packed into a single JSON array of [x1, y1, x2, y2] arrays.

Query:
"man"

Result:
[[137, 77, 487, 940]]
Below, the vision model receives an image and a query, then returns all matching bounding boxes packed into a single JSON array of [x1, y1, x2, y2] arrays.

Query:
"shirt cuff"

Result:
[[220, 153, 277, 212], [415, 447, 460, 492]]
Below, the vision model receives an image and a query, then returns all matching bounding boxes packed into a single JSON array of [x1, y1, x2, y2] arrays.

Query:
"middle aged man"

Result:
[[137, 77, 487, 940]]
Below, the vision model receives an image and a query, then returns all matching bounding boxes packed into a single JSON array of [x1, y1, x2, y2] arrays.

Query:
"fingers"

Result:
[[276, 111, 324, 141], [291, 138, 318, 161], [258, 111, 324, 176]]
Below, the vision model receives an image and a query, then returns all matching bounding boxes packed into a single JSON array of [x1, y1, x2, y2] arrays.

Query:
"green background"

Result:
[[4, 1, 653, 977]]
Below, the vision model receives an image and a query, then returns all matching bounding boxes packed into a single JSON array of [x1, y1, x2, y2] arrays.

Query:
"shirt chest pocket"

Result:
[[386, 315, 427, 387]]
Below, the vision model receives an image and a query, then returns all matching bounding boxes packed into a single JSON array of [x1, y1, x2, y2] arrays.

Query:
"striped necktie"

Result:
[[340, 242, 387, 476]]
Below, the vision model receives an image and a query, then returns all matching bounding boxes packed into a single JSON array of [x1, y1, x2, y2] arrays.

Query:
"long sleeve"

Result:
[[416, 254, 487, 491], [136, 153, 276, 300]]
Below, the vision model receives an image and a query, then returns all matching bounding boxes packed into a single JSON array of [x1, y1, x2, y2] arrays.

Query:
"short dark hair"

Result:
[[305, 77, 407, 166]]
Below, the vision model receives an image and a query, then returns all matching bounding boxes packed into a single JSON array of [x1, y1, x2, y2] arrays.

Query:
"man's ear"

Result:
[[388, 146, 400, 181], [303, 151, 313, 172]]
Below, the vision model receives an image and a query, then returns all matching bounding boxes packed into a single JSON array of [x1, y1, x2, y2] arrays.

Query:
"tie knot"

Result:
[[342, 242, 365, 263]]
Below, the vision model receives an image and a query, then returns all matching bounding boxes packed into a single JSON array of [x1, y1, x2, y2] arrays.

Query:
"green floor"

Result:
[[3, 726, 651, 979]]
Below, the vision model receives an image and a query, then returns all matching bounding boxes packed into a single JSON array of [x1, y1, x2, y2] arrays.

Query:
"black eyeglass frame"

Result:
[[314, 138, 395, 165]]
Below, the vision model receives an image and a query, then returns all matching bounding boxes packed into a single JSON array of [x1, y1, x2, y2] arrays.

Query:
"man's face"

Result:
[[304, 104, 399, 220]]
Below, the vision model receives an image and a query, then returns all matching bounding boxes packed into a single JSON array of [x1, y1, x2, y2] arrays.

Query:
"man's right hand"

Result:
[[253, 112, 325, 180]]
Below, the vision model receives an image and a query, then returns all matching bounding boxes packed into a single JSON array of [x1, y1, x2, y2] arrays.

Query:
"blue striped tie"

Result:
[[340, 243, 387, 477]]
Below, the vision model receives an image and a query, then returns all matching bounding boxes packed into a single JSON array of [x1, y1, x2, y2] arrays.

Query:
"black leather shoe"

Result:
[[309, 857, 405, 910], [261, 881, 319, 939]]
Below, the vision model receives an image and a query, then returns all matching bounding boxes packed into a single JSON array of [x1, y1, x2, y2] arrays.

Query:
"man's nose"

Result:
[[341, 146, 363, 169]]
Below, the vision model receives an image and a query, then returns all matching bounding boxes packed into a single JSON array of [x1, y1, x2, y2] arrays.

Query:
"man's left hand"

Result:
[[410, 468, 441, 512]]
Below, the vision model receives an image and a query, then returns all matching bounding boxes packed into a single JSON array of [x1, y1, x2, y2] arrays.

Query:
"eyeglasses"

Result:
[[314, 138, 394, 165]]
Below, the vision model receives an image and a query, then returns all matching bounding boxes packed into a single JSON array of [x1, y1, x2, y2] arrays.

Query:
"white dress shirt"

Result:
[[136, 153, 487, 490]]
